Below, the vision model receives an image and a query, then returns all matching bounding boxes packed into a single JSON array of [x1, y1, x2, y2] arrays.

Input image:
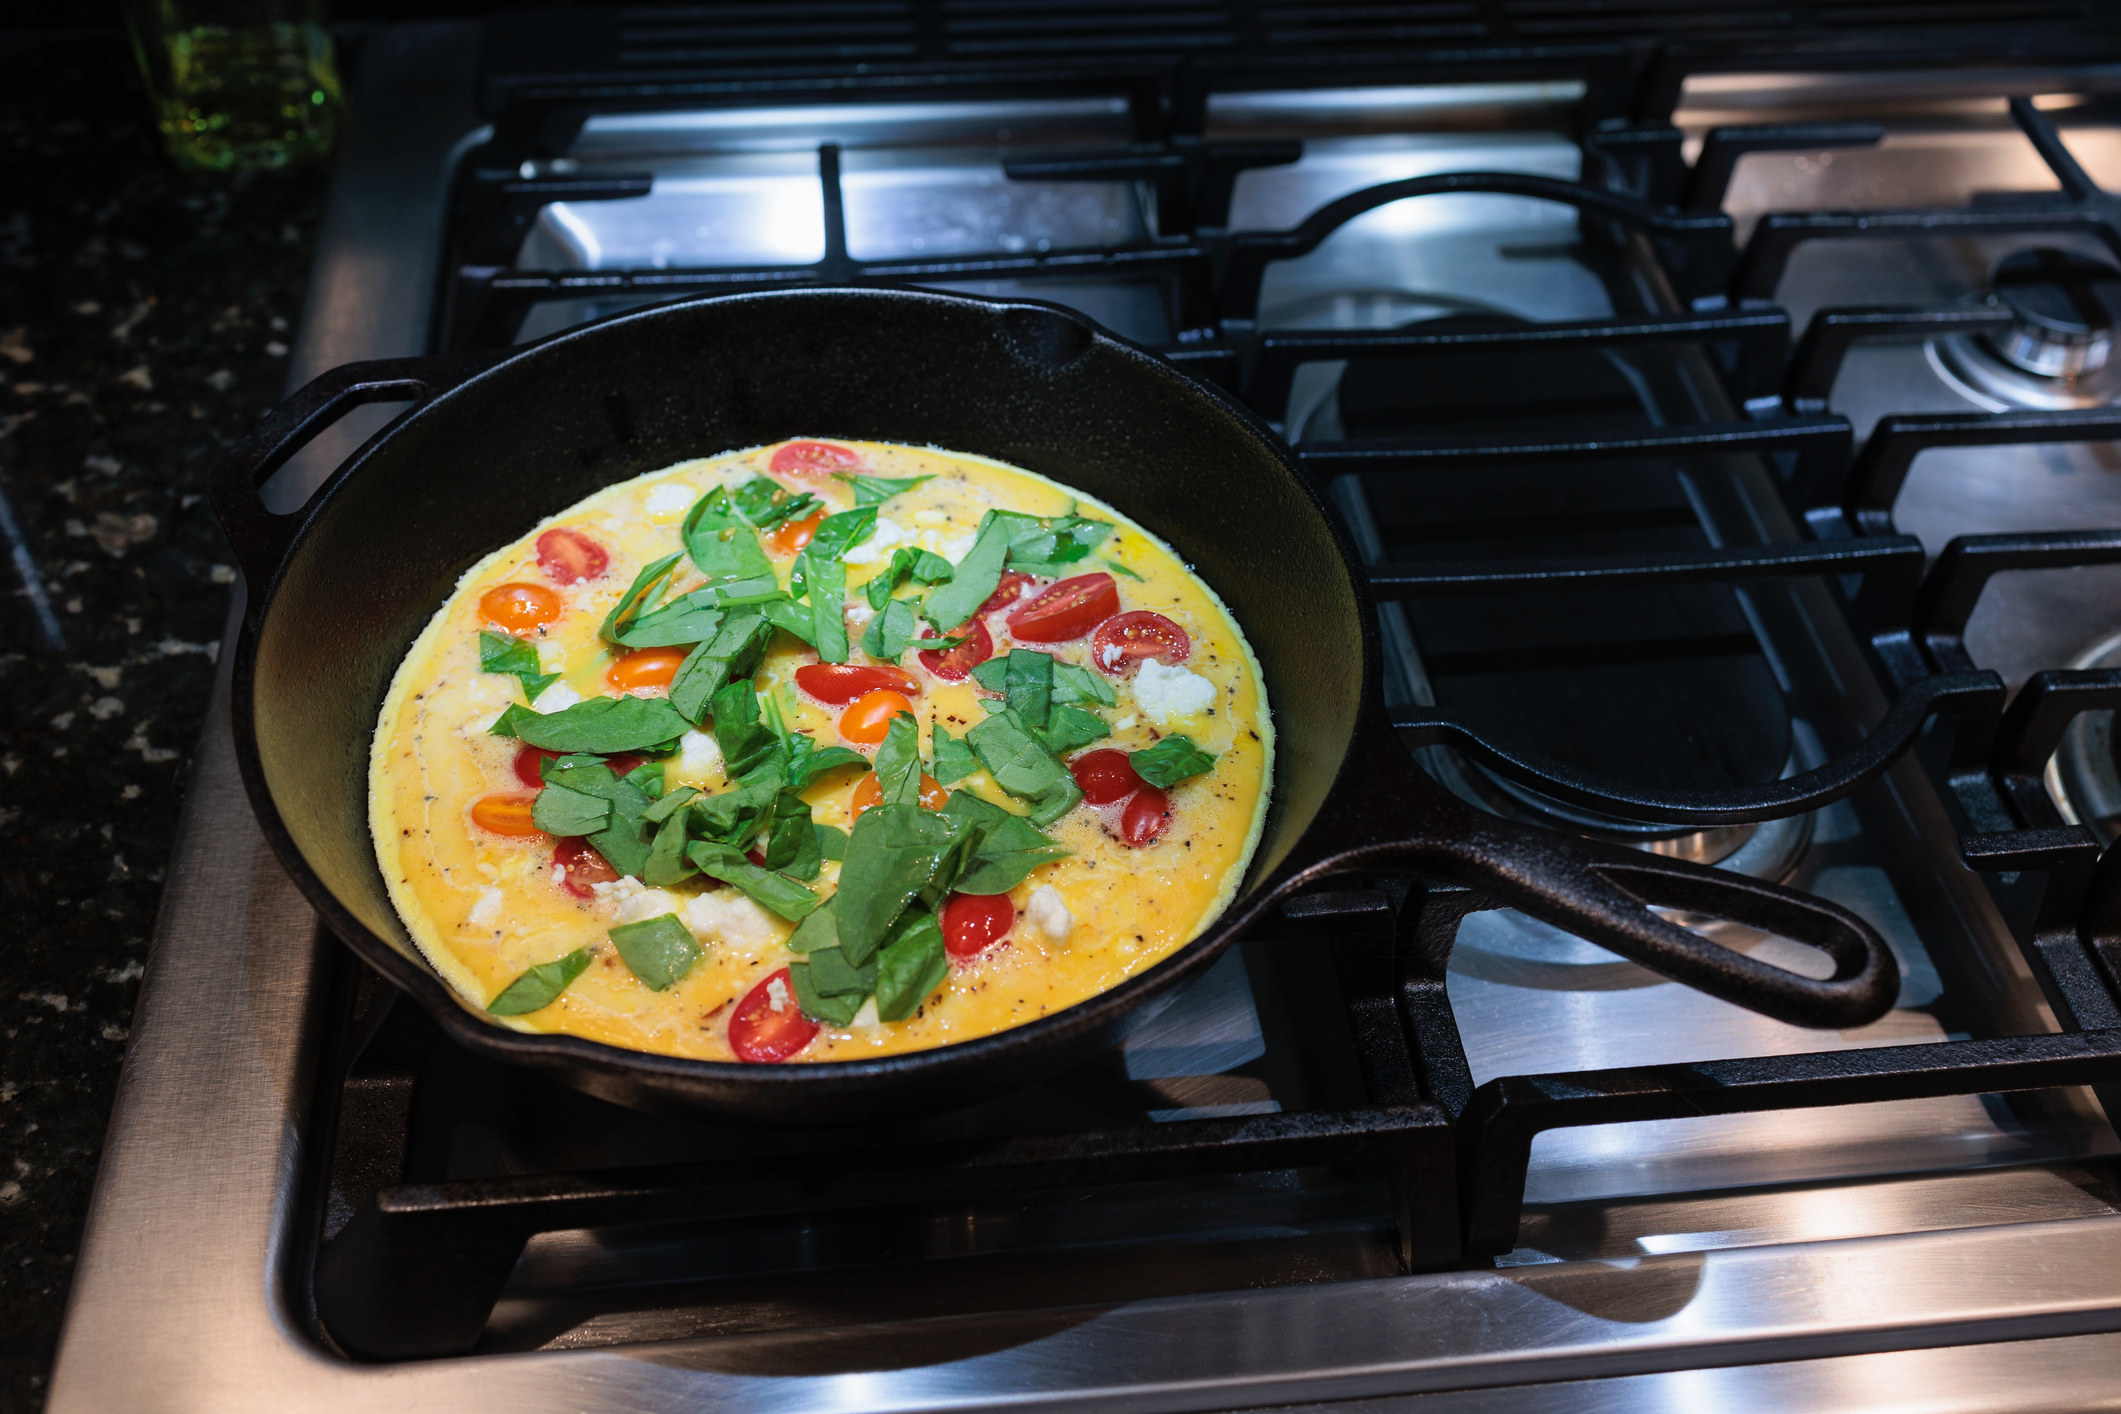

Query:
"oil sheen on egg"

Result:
[[370, 441, 1273, 1063]]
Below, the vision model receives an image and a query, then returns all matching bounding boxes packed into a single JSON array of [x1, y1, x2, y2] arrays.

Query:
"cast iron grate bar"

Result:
[[1912, 528, 2121, 671], [1784, 305, 2016, 413], [1844, 408, 2121, 534]]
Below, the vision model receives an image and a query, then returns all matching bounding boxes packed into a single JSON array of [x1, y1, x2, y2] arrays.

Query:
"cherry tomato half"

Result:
[[604, 754, 648, 780], [552, 838, 618, 897], [1007, 572, 1120, 643], [1090, 610, 1191, 675], [1070, 748, 1145, 806], [535, 527, 608, 584], [470, 792, 543, 837], [794, 662, 920, 705], [942, 891, 1015, 959], [728, 968, 819, 1062], [979, 569, 1036, 617], [479, 582, 562, 635], [763, 508, 825, 556], [840, 689, 914, 745], [607, 646, 686, 691], [918, 616, 994, 681], [513, 744, 561, 788], [1119, 785, 1172, 847], [768, 441, 861, 478], [850, 770, 948, 816]]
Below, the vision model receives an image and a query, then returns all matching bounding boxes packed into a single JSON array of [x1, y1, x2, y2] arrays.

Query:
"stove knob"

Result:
[[1981, 247, 2121, 378]]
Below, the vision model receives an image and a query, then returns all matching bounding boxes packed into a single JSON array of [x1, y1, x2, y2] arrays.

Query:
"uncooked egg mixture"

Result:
[[371, 440, 1273, 1064]]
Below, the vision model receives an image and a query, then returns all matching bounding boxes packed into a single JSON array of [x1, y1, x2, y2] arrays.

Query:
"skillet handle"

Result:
[[1261, 728, 1900, 1030], [207, 353, 499, 587]]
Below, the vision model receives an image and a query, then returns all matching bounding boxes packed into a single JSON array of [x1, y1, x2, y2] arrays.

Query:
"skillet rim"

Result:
[[225, 284, 1388, 1107]]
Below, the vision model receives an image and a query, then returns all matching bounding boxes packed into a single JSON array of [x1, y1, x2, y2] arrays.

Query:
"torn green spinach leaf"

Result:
[[1130, 735, 1219, 788], [919, 516, 1013, 630], [833, 803, 961, 966], [599, 552, 684, 645], [478, 629, 559, 700], [872, 711, 924, 807], [942, 790, 1072, 894], [608, 914, 699, 991], [668, 611, 773, 722], [834, 471, 934, 505], [487, 948, 592, 1015], [682, 486, 774, 584], [859, 597, 921, 661], [512, 695, 692, 755], [873, 907, 947, 1021], [964, 708, 1083, 826], [685, 840, 819, 920], [930, 723, 979, 786]]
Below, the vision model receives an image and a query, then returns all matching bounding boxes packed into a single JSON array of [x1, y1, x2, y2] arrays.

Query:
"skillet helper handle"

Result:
[[207, 353, 496, 584]]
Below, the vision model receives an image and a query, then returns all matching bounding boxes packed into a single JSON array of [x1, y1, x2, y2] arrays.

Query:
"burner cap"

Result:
[[1983, 247, 2121, 378]]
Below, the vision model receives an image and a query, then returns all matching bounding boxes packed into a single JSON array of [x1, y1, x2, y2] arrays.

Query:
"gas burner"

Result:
[[1931, 248, 2121, 410], [2046, 628, 2121, 843]]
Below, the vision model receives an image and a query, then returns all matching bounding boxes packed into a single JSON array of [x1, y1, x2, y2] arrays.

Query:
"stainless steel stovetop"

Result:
[[48, 20, 2121, 1411]]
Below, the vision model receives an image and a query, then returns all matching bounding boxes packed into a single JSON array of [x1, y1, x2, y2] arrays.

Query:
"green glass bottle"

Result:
[[123, 0, 342, 173]]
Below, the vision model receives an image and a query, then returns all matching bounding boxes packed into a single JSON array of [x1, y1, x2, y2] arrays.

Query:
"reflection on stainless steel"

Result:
[[2048, 630, 2121, 842]]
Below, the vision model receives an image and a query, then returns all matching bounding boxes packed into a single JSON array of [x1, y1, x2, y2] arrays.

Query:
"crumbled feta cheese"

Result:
[[845, 600, 876, 629], [1112, 714, 1138, 732], [550, 863, 567, 888], [767, 976, 791, 1013], [683, 889, 779, 951], [613, 885, 684, 925], [1027, 884, 1073, 943], [644, 481, 693, 517], [532, 681, 583, 713], [467, 887, 503, 928], [912, 509, 948, 526], [677, 729, 722, 779], [841, 516, 906, 565], [1132, 659, 1215, 727], [591, 875, 642, 903], [934, 531, 976, 563]]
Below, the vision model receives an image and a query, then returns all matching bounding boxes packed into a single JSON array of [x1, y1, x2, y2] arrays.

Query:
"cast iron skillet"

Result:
[[209, 287, 1897, 1123]]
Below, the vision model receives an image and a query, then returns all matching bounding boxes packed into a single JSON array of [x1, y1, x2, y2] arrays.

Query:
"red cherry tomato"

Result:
[[918, 616, 994, 681], [979, 569, 1036, 617], [850, 771, 948, 816], [728, 968, 820, 1062], [1006, 572, 1120, 643], [1118, 786, 1171, 846], [607, 646, 686, 691], [1090, 610, 1191, 675], [768, 441, 861, 478], [513, 744, 561, 788], [470, 793, 543, 837], [604, 754, 647, 780], [840, 689, 914, 745], [1070, 748, 1145, 806], [941, 892, 1014, 959], [794, 662, 921, 705], [535, 527, 608, 584], [763, 508, 825, 556], [552, 838, 618, 897], [479, 583, 562, 635]]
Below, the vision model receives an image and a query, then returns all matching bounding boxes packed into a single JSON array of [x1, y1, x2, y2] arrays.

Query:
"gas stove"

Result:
[[48, 10, 2121, 1410]]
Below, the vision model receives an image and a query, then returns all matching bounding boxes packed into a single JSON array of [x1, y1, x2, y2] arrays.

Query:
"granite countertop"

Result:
[[0, 33, 327, 1411]]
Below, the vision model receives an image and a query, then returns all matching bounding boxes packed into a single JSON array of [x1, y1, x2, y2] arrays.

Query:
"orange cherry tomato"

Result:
[[552, 838, 619, 897], [794, 662, 920, 705], [941, 892, 1014, 959], [513, 744, 561, 788], [606, 646, 686, 691], [480, 582, 563, 635], [535, 527, 608, 584], [1070, 748, 1145, 806], [728, 968, 820, 1062], [840, 689, 914, 744], [850, 770, 948, 816], [1118, 785, 1171, 846], [768, 440, 861, 478], [470, 792, 544, 837], [918, 616, 994, 681], [763, 508, 826, 556], [1090, 610, 1191, 675], [1007, 572, 1120, 643]]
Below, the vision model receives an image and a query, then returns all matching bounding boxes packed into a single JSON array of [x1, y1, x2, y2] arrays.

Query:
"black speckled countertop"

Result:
[[0, 33, 327, 1411]]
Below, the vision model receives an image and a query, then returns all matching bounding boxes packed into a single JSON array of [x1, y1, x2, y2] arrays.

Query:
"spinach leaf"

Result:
[[1052, 660, 1117, 707], [788, 737, 867, 791], [920, 516, 1013, 630], [487, 948, 592, 1015], [729, 476, 820, 530], [965, 708, 1083, 825], [804, 505, 880, 563], [669, 611, 774, 723], [514, 696, 693, 755], [608, 914, 699, 990], [930, 723, 979, 786], [786, 895, 839, 953], [803, 943, 878, 997], [873, 908, 947, 1021], [1001, 650, 1053, 728], [478, 629, 559, 700], [814, 822, 849, 861], [797, 549, 849, 664], [618, 591, 724, 649], [690, 776, 778, 849], [599, 552, 684, 645], [683, 486, 774, 583], [834, 803, 960, 965], [789, 961, 863, 1026], [709, 574, 791, 605], [862, 546, 955, 611], [757, 596, 819, 647], [834, 471, 934, 505], [540, 755, 658, 877], [1131, 735, 1219, 788], [642, 785, 698, 825], [642, 812, 697, 887], [761, 788, 822, 880], [1037, 704, 1110, 756], [1101, 556, 1144, 582], [685, 841, 820, 920], [859, 597, 921, 661], [968, 657, 1008, 694], [531, 781, 612, 837], [873, 711, 924, 807], [1004, 512, 1113, 573], [488, 702, 538, 738], [943, 790, 1073, 894], [709, 680, 781, 783]]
